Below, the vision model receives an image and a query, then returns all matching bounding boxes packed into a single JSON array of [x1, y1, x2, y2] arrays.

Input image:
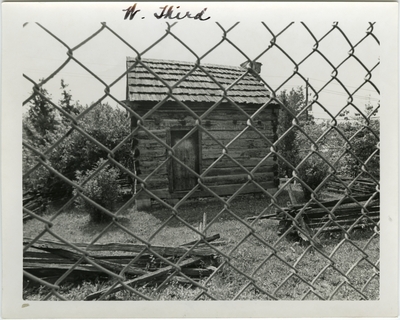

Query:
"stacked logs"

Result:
[[247, 195, 380, 235], [23, 235, 221, 299], [325, 176, 377, 196]]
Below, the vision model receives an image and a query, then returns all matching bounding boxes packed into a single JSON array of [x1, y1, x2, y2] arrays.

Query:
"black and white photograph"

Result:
[[1, 1, 398, 318]]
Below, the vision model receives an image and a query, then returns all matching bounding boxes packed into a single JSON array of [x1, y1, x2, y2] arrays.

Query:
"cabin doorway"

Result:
[[169, 129, 200, 192]]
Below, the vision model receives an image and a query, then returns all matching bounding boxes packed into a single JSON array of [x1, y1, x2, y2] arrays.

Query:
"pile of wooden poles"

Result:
[[24, 234, 221, 299], [247, 194, 380, 235], [325, 176, 377, 196]]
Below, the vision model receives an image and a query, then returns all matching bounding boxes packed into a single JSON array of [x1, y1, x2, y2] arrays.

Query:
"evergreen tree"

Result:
[[59, 79, 80, 119], [27, 83, 59, 140], [276, 87, 305, 177]]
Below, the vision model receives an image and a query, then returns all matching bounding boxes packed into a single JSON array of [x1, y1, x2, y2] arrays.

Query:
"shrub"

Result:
[[297, 155, 329, 200], [338, 121, 380, 179], [23, 102, 131, 202], [73, 160, 122, 223]]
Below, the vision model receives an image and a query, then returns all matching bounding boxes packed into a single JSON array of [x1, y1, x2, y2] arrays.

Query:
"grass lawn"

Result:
[[23, 188, 380, 301]]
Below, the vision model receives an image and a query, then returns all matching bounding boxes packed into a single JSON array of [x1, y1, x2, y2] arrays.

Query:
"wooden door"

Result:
[[170, 130, 199, 191]]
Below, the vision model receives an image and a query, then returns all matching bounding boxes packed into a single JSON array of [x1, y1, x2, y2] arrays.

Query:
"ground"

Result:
[[23, 188, 379, 301]]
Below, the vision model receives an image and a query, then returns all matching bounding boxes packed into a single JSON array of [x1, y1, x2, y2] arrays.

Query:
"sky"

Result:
[[13, 2, 381, 120]]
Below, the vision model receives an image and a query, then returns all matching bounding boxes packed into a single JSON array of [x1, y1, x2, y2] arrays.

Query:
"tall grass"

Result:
[[23, 190, 379, 301]]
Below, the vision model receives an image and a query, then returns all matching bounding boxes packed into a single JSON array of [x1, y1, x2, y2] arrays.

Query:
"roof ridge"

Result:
[[126, 57, 245, 71]]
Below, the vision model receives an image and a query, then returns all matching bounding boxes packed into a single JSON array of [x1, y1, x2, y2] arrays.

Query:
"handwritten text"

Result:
[[123, 4, 211, 21]]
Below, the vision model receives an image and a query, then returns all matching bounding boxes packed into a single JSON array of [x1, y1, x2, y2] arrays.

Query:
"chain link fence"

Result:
[[23, 21, 380, 301]]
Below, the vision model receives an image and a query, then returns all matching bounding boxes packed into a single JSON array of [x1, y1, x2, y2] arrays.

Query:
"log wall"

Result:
[[130, 101, 279, 200]]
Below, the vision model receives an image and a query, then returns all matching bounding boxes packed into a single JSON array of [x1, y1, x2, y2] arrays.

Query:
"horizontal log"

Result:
[[136, 130, 167, 139], [202, 157, 275, 168], [140, 141, 168, 150], [330, 176, 376, 184], [24, 267, 106, 282], [325, 187, 374, 195], [132, 170, 277, 190], [138, 139, 273, 155], [326, 183, 376, 192], [327, 181, 376, 187], [203, 172, 274, 186], [24, 251, 170, 270], [136, 182, 278, 200], [138, 174, 169, 189], [140, 148, 167, 158], [24, 251, 73, 263], [154, 119, 197, 129], [24, 238, 216, 257], [201, 120, 273, 131], [202, 130, 272, 141], [201, 181, 277, 196], [328, 180, 376, 186], [205, 164, 274, 177], [202, 148, 272, 159], [304, 208, 380, 221], [283, 208, 380, 224], [310, 203, 380, 214], [25, 262, 215, 281], [309, 217, 380, 230], [326, 189, 375, 197], [139, 161, 168, 171], [202, 140, 273, 151], [24, 263, 101, 273], [198, 115, 273, 123], [139, 162, 276, 180], [290, 195, 378, 210], [307, 210, 380, 224], [140, 168, 168, 177], [27, 246, 149, 276]]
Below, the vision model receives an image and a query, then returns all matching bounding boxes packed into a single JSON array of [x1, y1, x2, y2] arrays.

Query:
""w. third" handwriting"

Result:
[[123, 4, 211, 21]]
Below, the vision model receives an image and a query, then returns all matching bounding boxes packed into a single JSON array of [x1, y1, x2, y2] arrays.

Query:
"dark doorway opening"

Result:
[[169, 130, 200, 192]]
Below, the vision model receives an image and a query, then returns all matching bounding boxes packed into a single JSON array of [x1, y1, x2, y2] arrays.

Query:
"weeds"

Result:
[[23, 192, 379, 301]]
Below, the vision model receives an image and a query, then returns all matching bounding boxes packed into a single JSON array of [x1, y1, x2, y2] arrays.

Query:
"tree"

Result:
[[334, 101, 380, 179], [57, 102, 130, 183], [59, 79, 80, 119], [23, 80, 131, 203], [276, 87, 305, 177], [24, 101, 131, 201], [293, 101, 380, 200], [26, 83, 59, 141], [338, 121, 380, 179]]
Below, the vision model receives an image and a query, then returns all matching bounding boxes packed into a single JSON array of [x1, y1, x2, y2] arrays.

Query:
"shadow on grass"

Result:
[[144, 195, 271, 227], [140, 189, 303, 228]]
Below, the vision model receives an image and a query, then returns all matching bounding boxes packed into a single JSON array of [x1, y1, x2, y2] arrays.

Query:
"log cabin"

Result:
[[124, 58, 280, 208]]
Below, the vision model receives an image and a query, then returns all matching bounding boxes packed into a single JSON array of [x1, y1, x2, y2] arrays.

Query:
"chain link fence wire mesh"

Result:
[[22, 20, 380, 301]]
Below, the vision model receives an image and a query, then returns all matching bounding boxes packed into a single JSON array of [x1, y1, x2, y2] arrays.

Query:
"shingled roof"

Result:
[[126, 58, 271, 104]]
